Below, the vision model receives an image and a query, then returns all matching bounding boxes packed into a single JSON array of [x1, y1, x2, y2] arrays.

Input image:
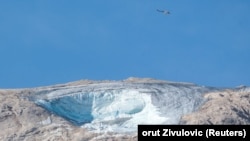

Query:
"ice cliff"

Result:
[[30, 78, 215, 133]]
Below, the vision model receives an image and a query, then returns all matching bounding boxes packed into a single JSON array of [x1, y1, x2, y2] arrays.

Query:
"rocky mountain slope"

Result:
[[0, 78, 249, 141], [180, 86, 250, 124]]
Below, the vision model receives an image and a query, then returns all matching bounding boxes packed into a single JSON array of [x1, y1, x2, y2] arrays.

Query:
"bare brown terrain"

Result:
[[181, 87, 250, 124]]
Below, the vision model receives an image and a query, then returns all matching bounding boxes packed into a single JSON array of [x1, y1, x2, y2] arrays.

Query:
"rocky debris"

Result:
[[180, 88, 250, 124]]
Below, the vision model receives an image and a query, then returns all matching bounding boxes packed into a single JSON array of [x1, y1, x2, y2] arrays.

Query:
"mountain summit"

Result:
[[1, 78, 249, 140]]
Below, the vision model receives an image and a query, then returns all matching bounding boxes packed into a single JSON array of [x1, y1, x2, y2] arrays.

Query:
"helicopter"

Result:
[[156, 9, 170, 15]]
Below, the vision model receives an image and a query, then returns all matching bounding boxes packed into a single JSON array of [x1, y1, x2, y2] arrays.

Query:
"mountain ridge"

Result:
[[0, 77, 249, 140]]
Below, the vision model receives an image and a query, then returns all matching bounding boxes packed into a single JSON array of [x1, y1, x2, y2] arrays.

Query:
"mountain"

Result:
[[0, 77, 250, 140]]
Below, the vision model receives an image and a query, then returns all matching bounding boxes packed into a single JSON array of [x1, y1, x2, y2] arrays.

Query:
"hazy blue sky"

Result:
[[1, 0, 250, 88]]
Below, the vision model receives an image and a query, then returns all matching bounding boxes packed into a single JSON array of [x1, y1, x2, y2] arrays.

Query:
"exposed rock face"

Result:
[[180, 88, 250, 124], [0, 78, 250, 140]]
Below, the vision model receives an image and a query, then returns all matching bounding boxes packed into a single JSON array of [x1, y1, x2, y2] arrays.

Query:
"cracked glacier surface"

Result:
[[31, 79, 215, 133]]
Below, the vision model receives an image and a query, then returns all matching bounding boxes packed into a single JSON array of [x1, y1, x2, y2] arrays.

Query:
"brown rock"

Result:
[[180, 89, 250, 124]]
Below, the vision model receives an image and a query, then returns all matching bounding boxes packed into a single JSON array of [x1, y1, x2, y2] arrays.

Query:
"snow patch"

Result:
[[38, 116, 51, 125]]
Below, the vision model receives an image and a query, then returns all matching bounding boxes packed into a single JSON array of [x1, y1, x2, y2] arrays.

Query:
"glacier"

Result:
[[30, 79, 216, 133]]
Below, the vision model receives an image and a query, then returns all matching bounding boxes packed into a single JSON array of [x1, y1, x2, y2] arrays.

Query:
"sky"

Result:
[[0, 0, 250, 88]]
